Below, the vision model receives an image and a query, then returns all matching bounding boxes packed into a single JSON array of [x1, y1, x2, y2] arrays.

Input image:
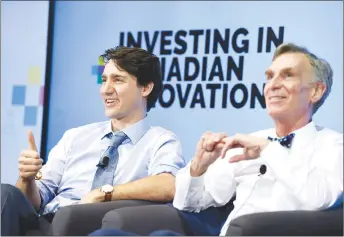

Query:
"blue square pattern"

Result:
[[92, 65, 99, 75], [24, 106, 37, 126], [12, 85, 26, 105]]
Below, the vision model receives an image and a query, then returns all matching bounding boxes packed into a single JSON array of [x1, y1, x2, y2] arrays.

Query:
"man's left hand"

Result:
[[220, 134, 271, 163], [79, 188, 105, 204]]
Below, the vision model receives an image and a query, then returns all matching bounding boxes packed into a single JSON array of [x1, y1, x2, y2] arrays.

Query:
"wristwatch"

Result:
[[35, 170, 43, 180], [100, 184, 114, 202]]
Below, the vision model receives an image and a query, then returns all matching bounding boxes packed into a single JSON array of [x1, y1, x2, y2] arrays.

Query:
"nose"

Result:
[[264, 75, 283, 97], [100, 80, 115, 95], [268, 75, 283, 91]]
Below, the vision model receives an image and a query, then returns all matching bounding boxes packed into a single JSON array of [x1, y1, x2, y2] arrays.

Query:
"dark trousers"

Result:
[[1, 183, 53, 236]]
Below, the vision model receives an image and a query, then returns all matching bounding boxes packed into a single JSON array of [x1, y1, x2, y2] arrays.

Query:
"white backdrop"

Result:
[[1, 1, 49, 184], [46, 1, 343, 163]]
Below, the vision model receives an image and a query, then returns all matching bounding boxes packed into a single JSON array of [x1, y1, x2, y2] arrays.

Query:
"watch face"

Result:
[[101, 184, 113, 193], [35, 170, 43, 180]]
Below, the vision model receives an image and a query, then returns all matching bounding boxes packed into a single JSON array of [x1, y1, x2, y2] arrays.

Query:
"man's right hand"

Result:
[[18, 130, 43, 180], [190, 132, 227, 177]]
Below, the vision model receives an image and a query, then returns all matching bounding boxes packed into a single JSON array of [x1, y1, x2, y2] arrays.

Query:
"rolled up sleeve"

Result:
[[35, 130, 72, 213], [148, 132, 185, 176], [36, 180, 57, 214]]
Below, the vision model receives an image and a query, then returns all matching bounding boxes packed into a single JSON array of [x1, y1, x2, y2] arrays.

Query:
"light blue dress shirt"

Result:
[[36, 117, 185, 215]]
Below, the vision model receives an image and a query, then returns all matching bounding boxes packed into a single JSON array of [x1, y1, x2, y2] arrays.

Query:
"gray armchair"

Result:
[[97, 203, 343, 236], [226, 208, 343, 236], [50, 200, 166, 236], [50, 199, 343, 236]]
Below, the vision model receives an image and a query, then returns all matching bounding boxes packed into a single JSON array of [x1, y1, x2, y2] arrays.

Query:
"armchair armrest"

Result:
[[51, 200, 164, 236], [226, 208, 343, 236]]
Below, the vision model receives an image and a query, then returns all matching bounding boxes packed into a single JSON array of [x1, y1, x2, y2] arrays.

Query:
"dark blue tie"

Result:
[[267, 133, 295, 148], [91, 131, 128, 190]]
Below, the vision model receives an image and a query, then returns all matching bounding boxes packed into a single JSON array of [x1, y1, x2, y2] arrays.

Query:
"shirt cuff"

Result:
[[173, 165, 206, 211], [189, 169, 206, 186], [35, 180, 53, 215], [181, 164, 206, 191]]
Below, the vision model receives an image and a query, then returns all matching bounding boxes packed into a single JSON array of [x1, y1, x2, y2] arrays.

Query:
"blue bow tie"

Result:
[[267, 133, 295, 148]]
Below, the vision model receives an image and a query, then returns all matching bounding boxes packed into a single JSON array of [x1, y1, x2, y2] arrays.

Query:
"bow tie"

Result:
[[267, 133, 295, 148]]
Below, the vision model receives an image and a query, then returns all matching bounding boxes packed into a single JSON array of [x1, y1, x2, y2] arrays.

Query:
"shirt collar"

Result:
[[271, 120, 317, 150], [101, 117, 150, 145]]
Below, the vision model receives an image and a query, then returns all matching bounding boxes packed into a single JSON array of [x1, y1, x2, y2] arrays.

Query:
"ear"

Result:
[[310, 82, 326, 104], [142, 82, 154, 98]]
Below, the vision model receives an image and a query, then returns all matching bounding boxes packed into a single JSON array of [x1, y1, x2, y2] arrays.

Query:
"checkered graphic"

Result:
[[92, 56, 105, 84], [11, 66, 44, 126]]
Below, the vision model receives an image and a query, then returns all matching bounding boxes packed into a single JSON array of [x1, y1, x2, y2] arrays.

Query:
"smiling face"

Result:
[[100, 60, 145, 121], [264, 52, 320, 120]]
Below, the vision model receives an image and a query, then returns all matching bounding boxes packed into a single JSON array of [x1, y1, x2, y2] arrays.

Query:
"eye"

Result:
[[282, 71, 293, 79], [101, 78, 106, 83], [266, 74, 273, 80], [114, 77, 124, 83]]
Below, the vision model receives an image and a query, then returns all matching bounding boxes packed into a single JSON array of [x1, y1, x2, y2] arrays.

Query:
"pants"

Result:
[[1, 183, 53, 236]]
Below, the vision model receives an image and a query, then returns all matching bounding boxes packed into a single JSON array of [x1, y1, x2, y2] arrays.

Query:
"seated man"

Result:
[[89, 43, 343, 236], [1, 46, 185, 236]]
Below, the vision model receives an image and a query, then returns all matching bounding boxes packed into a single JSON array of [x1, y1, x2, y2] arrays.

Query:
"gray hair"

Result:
[[272, 43, 333, 115]]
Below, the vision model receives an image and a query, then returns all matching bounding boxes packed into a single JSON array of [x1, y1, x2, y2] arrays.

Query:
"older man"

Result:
[[173, 42, 343, 235], [89, 43, 343, 236]]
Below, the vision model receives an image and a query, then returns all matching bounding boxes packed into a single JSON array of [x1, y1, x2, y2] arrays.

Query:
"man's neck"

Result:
[[111, 112, 146, 131], [274, 114, 312, 137]]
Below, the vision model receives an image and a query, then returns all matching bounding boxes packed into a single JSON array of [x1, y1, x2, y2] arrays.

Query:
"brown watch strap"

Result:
[[104, 192, 112, 202]]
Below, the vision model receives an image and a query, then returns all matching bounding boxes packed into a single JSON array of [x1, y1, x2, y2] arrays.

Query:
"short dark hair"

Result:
[[100, 46, 162, 112]]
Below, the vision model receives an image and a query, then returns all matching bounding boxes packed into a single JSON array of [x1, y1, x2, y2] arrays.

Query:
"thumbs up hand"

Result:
[[18, 130, 43, 180]]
